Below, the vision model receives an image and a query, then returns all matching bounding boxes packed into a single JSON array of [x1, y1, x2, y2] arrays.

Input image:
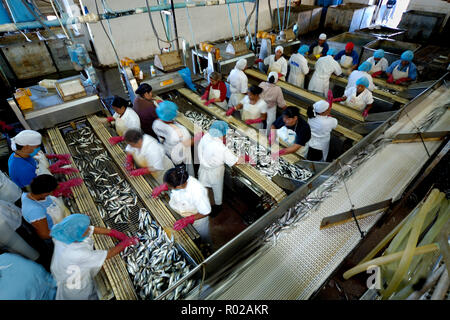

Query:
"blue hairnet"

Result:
[[298, 45, 309, 55], [356, 77, 369, 88], [358, 61, 372, 72], [401, 50, 414, 62], [374, 49, 385, 59], [50, 214, 90, 244], [209, 120, 229, 137], [156, 101, 178, 121], [327, 48, 336, 56]]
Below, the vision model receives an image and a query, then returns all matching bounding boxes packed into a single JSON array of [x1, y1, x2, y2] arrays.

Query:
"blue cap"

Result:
[[209, 120, 229, 137], [401, 50, 414, 62], [374, 49, 384, 59], [326, 48, 336, 56], [156, 101, 178, 121], [298, 45, 309, 55], [356, 77, 369, 88], [358, 61, 372, 72], [50, 214, 90, 244]]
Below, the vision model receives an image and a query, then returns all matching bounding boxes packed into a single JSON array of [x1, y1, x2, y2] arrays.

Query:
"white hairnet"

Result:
[[235, 58, 247, 70], [11, 130, 42, 151], [313, 100, 329, 115], [267, 71, 278, 83], [319, 33, 327, 40], [275, 46, 284, 54]]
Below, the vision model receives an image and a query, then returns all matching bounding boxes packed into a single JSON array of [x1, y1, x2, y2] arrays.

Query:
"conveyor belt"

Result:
[[176, 113, 287, 204], [203, 84, 450, 300], [47, 127, 137, 300], [177, 88, 300, 164], [87, 115, 204, 264], [245, 68, 365, 122]]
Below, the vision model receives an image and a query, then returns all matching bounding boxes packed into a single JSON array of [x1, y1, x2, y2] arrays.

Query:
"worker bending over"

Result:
[[308, 49, 342, 97], [103, 96, 141, 145], [287, 45, 310, 88], [365, 49, 388, 78], [346, 61, 375, 92], [336, 77, 374, 118], [227, 85, 268, 129], [386, 50, 417, 85]]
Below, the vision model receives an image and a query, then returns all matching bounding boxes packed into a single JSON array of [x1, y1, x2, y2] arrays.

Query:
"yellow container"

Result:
[[14, 88, 33, 111]]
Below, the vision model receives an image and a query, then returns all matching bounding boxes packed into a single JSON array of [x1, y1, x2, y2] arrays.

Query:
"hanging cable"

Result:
[[267, 0, 274, 31], [184, 0, 202, 74], [156, 0, 171, 42], [226, 3, 236, 41], [286, 0, 291, 30], [276, 0, 281, 32], [236, 2, 241, 39], [243, 0, 256, 50], [282, 0, 286, 31]]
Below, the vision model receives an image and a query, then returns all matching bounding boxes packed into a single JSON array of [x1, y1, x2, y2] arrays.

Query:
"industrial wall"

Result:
[[407, 0, 450, 28]]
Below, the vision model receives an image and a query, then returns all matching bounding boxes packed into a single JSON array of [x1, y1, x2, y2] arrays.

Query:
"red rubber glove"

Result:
[[362, 109, 369, 118], [118, 237, 139, 250], [204, 99, 215, 106], [46, 154, 71, 161], [129, 168, 150, 176], [125, 154, 134, 171], [0, 121, 13, 132], [327, 89, 334, 107], [277, 73, 283, 79], [245, 118, 263, 125], [152, 183, 169, 198], [106, 116, 115, 122], [371, 71, 382, 78], [271, 149, 287, 159], [254, 58, 263, 64], [109, 136, 125, 145], [173, 215, 196, 231], [333, 97, 346, 102], [53, 178, 83, 197], [387, 74, 394, 83], [108, 229, 128, 241], [395, 77, 409, 85], [193, 132, 204, 143], [226, 107, 236, 116], [244, 154, 256, 166], [268, 130, 276, 145], [200, 92, 208, 100]]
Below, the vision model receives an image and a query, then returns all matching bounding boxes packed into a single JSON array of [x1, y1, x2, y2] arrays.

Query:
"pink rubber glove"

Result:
[[173, 215, 196, 231], [118, 237, 139, 249], [109, 136, 125, 145], [108, 229, 128, 241], [125, 154, 134, 172], [362, 109, 369, 118], [200, 92, 208, 100], [106, 116, 115, 122], [271, 149, 287, 159], [46, 153, 71, 161], [244, 154, 256, 166], [129, 168, 150, 176], [226, 107, 236, 116], [53, 178, 83, 197], [152, 183, 169, 198], [245, 118, 263, 125], [0, 121, 13, 132], [193, 132, 204, 143], [204, 99, 215, 106], [327, 89, 334, 108], [278, 73, 283, 79], [395, 77, 409, 85], [387, 74, 394, 83], [156, 100, 163, 103], [371, 71, 382, 78], [333, 97, 346, 102], [254, 58, 263, 64]]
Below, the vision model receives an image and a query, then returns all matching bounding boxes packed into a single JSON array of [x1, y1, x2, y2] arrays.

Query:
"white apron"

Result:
[[38, 196, 69, 225], [114, 117, 128, 137], [345, 92, 367, 111], [228, 93, 245, 108], [392, 64, 409, 81], [241, 99, 265, 129], [268, 60, 285, 81], [312, 45, 323, 56], [340, 55, 353, 69], [34, 151, 51, 176], [209, 87, 227, 110]]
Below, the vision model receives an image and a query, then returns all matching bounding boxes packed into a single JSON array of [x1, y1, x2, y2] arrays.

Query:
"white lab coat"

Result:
[[264, 55, 288, 81], [51, 226, 107, 300], [346, 70, 375, 92], [152, 120, 194, 177], [308, 56, 342, 96], [0, 171, 22, 203], [125, 134, 174, 184], [344, 86, 374, 111], [307, 116, 338, 161], [240, 96, 268, 129], [112, 107, 141, 136], [227, 68, 248, 107], [198, 133, 238, 206], [287, 53, 309, 88], [366, 57, 389, 74]]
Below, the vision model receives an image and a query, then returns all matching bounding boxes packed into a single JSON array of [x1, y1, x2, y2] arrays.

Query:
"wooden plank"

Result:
[[245, 68, 365, 122]]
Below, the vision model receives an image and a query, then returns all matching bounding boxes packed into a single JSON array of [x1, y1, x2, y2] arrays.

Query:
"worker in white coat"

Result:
[[255, 46, 288, 81], [152, 101, 195, 177], [102, 96, 141, 145], [308, 48, 342, 97], [307, 33, 329, 59], [306, 100, 338, 162], [151, 165, 211, 239], [336, 77, 374, 118], [259, 72, 287, 131], [287, 44, 310, 88], [366, 49, 389, 78], [50, 213, 139, 300], [227, 58, 248, 108], [123, 128, 174, 184], [0, 170, 22, 205], [346, 61, 375, 92], [226, 85, 268, 129]]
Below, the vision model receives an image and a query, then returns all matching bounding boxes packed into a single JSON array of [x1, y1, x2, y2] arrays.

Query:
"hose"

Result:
[[156, 0, 171, 42], [243, 0, 257, 50], [267, 0, 274, 31], [276, 0, 281, 32], [236, 2, 240, 39], [286, 0, 291, 30], [226, 3, 236, 41], [184, 0, 202, 74], [241, 2, 254, 49], [145, 0, 178, 52]]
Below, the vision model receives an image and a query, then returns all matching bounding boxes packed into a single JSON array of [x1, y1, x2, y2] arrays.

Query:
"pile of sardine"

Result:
[[121, 208, 196, 300], [65, 125, 137, 226], [183, 110, 313, 182]]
